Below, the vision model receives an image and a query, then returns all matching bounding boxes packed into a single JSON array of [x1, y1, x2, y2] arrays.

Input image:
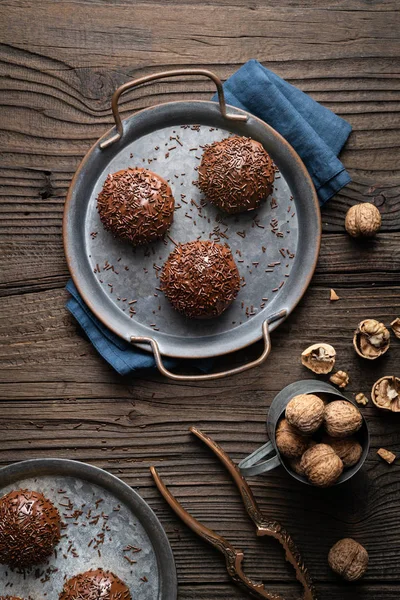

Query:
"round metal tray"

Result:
[[0, 459, 177, 600], [64, 69, 321, 380]]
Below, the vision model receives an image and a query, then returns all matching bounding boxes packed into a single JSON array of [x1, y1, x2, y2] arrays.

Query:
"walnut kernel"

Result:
[[324, 400, 362, 438], [328, 538, 368, 581], [391, 317, 400, 339], [329, 370, 349, 388], [355, 393, 368, 406], [377, 448, 396, 464], [285, 394, 325, 434], [300, 444, 343, 487], [323, 436, 362, 468], [345, 202, 381, 238], [371, 376, 400, 412], [353, 319, 390, 360], [301, 343, 336, 374], [275, 418, 309, 458]]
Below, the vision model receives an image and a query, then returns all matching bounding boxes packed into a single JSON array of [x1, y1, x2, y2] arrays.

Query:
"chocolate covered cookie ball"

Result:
[[161, 240, 240, 318], [198, 136, 275, 214], [0, 489, 61, 568], [97, 167, 174, 246], [59, 569, 131, 600]]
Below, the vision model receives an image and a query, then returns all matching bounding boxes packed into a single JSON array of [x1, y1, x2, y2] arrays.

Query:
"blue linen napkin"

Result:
[[66, 60, 352, 374], [213, 59, 352, 204]]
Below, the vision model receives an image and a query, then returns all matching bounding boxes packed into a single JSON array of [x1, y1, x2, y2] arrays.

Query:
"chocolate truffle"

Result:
[[198, 136, 275, 214], [59, 569, 131, 600], [0, 597, 24, 600], [97, 167, 174, 246], [160, 240, 240, 319], [0, 489, 61, 569]]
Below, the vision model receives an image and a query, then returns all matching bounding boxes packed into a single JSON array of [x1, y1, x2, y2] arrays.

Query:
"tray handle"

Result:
[[130, 309, 286, 381], [100, 68, 247, 150]]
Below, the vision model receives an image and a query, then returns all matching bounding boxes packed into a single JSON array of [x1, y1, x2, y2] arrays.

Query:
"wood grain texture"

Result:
[[0, 1, 400, 599]]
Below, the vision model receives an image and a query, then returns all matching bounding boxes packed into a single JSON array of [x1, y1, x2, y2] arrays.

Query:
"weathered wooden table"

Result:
[[1, 1, 399, 598]]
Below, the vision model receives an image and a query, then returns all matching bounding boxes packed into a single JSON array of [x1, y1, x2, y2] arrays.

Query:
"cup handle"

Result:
[[239, 441, 281, 476]]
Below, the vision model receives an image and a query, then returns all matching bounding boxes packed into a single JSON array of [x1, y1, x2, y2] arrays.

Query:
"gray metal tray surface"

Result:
[[0, 459, 177, 600], [64, 100, 320, 359]]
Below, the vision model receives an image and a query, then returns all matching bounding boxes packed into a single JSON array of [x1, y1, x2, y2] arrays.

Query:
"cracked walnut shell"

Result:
[[345, 202, 381, 238], [323, 435, 362, 468], [329, 370, 349, 388], [285, 394, 325, 434], [353, 319, 390, 360], [300, 444, 343, 487], [328, 538, 368, 581], [391, 317, 400, 338], [372, 376, 400, 412], [301, 343, 336, 374], [275, 418, 309, 458], [324, 400, 362, 438]]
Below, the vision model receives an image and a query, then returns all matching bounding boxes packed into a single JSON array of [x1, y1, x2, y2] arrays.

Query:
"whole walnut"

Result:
[[285, 394, 325, 434], [275, 418, 309, 458], [328, 538, 368, 581], [324, 400, 362, 438], [323, 435, 363, 468], [345, 202, 381, 238], [300, 444, 343, 487], [288, 440, 316, 476], [353, 319, 390, 360]]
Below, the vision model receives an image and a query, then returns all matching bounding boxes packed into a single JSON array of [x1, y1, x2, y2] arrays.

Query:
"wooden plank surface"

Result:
[[0, 0, 399, 598]]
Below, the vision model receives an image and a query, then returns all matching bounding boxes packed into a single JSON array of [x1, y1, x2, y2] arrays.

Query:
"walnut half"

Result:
[[372, 376, 400, 412], [353, 319, 390, 360], [391, 317, 400, 339], [301, 343, 336, 374]]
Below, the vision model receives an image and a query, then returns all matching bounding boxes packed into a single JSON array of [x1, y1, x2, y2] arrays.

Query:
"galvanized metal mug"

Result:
[[239, 380, 370, 486]]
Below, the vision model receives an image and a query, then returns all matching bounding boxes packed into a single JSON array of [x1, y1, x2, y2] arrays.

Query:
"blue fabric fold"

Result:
[[66, 59, 352, 374], [213, 59, 352, 204]]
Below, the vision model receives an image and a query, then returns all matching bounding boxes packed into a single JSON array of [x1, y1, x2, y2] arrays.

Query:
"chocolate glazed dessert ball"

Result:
[[0, 597, 25, 600], [161, 240, 241, 319], [198, 136, 275, 214], [97, 167, 175, 246], [0, 489, 61, 568], [59, 569, 131, 600]]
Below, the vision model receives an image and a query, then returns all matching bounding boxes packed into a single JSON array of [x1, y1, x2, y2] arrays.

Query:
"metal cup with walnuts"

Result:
[[328, 538, 369, 581]]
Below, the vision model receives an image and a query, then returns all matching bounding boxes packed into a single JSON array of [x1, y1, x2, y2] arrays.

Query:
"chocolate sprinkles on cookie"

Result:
[[198, 136, 275, 214], [97, 167, 175, 246], [160, 240, 240, 319]]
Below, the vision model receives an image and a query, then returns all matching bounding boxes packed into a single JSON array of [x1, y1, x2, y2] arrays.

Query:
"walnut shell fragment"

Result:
[[300, 444, 343, 487], [286, 394, 325, 434], [301, 343, 336, 374], [275, 418, 309, 458], [330, 289, 340, 302], [323, 436, 363, 468], [345, 202, 381, 238], [324, 400, 362, 438], [353, 319, 390, 360], [329, 370, 349, 388], [377, 448, 396, 464], [391, 317, 400, 338], [328, 538, 368, 581], [371, 376, 400, 412]]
